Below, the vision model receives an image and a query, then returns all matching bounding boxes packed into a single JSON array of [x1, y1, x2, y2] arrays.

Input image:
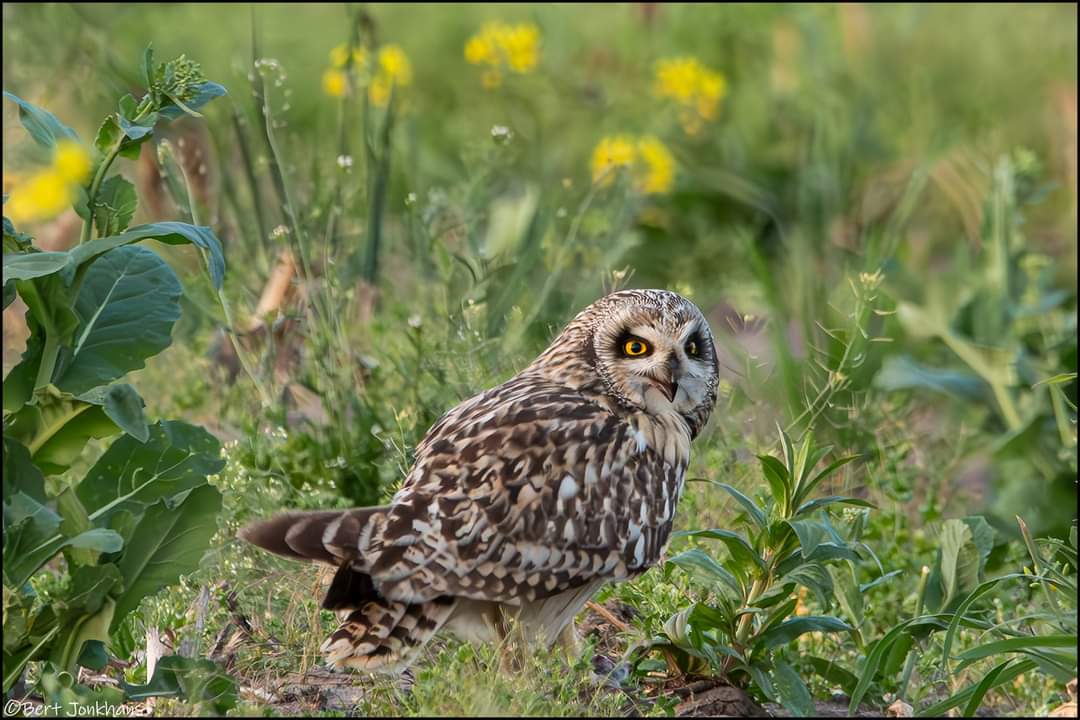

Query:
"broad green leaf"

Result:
[[67, 221, 225, 290], [771, 658, 815, 717], [77, 420, 224, 524], [783, 562, 834, 608], [58, 246, 182, 395], [121, 655, 237, 713], [157, 81, 228, 121], [92, 175, 138, 237], [110, 484, 223, 630], [79, 383, 149, 442], [2, 490, 62, 587], [2, 91, 78, 148], [2, 436, 46, 502], [6, 392, 120, 476], [2, 252, 70, 284], [787, 519, 828, 559], [758, 616, 852, 649]]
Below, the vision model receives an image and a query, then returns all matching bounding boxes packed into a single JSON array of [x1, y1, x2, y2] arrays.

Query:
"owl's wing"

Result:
[[357, 377, 685, 605]]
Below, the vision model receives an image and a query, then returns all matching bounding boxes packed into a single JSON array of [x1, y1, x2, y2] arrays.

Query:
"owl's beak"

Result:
[[658, 354, 681, 402]]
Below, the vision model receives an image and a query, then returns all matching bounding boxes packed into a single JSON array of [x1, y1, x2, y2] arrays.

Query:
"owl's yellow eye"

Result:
[[686, 340, 699, 357], [623, 339, 649, 357]]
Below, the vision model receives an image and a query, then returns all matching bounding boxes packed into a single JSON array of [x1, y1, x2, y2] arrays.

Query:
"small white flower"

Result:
[[270, 224, 289, 240], [490, 124, 513, 144], [408, 314, 423, 329], [336, 154, 354, 170], [405, 192, 418, 207]]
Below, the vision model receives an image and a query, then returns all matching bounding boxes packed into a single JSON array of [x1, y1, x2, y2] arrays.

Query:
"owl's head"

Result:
[[535, 289, 720, 437]]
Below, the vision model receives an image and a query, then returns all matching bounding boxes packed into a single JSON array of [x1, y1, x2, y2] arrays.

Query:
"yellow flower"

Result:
[[465, 35, 498, 66], [464, 21, 541, 85], [329, 44, 367, 69], [377, 44, 412, 86], [321, 67, 349, 98], [53, 140, 92, 184], [635, 136, 675, 194], [654, 57, 701, 103], [501, 24, 540, 73], [590, 134, 675, 195], [591, 135, 637, 186], [654, 56, 728, 134], [6, 169, 75, 225]]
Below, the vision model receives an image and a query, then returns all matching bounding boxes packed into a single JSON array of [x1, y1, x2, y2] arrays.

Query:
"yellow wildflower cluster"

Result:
[[590, 135, 675, 195], [464, 21, 541, 89], [321, 43, 412, 107], [653, 56, 728, 135], [6, 140, 92, 225]]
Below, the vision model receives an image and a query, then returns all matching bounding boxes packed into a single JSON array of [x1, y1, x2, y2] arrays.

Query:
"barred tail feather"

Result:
[[238, 506, 387, 563], [321, 597, 458, 673]]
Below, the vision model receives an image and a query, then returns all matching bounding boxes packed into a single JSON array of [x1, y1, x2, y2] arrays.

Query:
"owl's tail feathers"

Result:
[[321, 596, 457, 673], [238, 506, 388, 564]]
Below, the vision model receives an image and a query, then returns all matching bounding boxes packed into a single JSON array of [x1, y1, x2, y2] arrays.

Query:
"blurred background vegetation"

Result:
[[2, 3, 1076, 715]]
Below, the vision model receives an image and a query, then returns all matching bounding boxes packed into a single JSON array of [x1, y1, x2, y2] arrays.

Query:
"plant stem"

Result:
[[80, 141, 122, 245], [898, 564, 930, 700]]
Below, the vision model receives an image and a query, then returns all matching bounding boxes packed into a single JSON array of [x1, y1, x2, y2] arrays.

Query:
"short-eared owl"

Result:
[[242, 289, 719, 672]]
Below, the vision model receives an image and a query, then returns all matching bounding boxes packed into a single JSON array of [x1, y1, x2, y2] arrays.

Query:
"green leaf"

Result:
[[2, 436, 46, 503], [666, 548, 742, 597], [957, 634, 1077, 661], [792, 455, 860, 509], [874, 355, 989, 401], [77, 420, 224, 525], [57, 246, 182, 395], [771, 658, 815, 717], [758, 616, 852, 649], [917, 659, 1037, 717], [712, 482, 767, 530], [157, 81, 227, 121], [6, 391, 121, 475], [121, 655, 237, 713], [67, 221, 225, 290], [2, 251, 71, 284], [76, 639, 108, 671], [849, 619, 920, 714], [827, 563, 864, 628], [938, 518, 986, 611], [795, 495, 875, 517], [758, 454, 791, 512], [672, 529, 766, 573], [2, 91, 78, 148], [79, 383, 149, 442], [783, 562, 835, 608], [110, 484, 222, 630], [92, 175, 138, 237], [804, 655, 858, 695], [786, 519, 828, 560]]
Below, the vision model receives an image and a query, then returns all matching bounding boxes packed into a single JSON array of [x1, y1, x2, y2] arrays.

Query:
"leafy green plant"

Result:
[[634, 428, 880, 716], [2, 48, 233, 709], [875, 151, 1077, 537]]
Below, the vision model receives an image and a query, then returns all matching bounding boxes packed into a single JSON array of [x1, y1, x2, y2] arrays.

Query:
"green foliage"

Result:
[[637, 428, 875, 716], [1, 51, 233, 711]]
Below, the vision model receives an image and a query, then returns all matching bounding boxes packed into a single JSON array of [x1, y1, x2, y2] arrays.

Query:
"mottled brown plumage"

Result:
[[241, 289, 720, 673]]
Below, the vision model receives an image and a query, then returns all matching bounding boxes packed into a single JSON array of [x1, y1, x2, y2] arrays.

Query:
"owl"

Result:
[[241, 289, 720, 673]]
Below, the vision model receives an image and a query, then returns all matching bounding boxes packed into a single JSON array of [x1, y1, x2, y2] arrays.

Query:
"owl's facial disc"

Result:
[[604, 318, 716, 417]]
